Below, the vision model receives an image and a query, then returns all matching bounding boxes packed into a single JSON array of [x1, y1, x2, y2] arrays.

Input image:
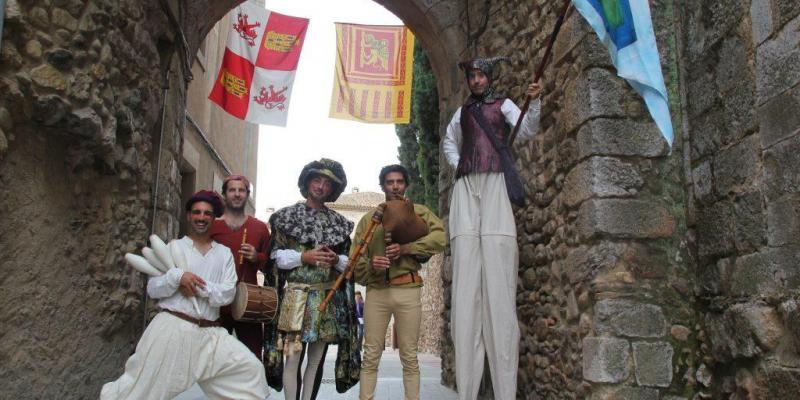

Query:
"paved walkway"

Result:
[[174, 347, 457, 399]]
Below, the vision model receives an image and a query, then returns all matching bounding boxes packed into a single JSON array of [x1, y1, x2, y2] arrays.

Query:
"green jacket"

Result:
[[353, 203, 446, 288]]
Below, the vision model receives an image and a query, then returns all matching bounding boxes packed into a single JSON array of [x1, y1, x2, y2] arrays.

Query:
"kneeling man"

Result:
[[101, 190, 268, 400]]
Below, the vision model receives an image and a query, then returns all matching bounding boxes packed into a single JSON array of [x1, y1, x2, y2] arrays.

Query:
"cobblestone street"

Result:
[[174, 349, 457, 400]]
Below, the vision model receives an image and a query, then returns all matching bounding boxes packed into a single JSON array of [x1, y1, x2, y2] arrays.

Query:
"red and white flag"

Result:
[[209, 2, 309, 127]]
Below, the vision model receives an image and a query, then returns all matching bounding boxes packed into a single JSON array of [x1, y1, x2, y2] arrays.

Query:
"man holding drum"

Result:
[[210, 174, 271, 360], [265, 158, 359, 400], [353, 164, 446, 400], [101, 190, 268, 400]]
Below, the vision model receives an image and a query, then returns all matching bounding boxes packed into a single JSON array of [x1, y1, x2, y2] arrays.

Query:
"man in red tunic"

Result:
[[210, 174, 270, 360]]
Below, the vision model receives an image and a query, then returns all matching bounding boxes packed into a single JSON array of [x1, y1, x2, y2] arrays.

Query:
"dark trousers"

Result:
[[220, 314, 264, 361]]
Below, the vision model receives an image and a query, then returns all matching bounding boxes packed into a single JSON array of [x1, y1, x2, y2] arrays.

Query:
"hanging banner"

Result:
[[209, 2, 309, 127], [329, 23, 414, 124], [573, 0, 674, 146]]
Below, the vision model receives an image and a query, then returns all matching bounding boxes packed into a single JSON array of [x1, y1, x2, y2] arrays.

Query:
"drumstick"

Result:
[[238, 228, 248, 265], [319, 204, 385, 312]]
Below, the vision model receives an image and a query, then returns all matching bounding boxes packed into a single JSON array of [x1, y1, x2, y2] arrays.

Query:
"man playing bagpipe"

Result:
[[354, 164, 446, 400]]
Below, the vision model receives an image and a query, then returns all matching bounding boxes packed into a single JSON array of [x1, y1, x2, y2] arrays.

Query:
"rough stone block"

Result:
[[722, 81, 757, 141], [775, 0, 800, 35], [577, 199, 675, 240], [690, 107, 726, 159], [730, 246, 800, 296], [767, 195, 800, 246], [698, 257, 734, 296], [756, 15, 800, 105], [687, 66, 719, 118], [754, 360, 800, 399], [594, 299, 667, 338], [692, 161, 714, 204], [779, 299, 800, 344], [764, 134, 800, 201], [590, 386, 659, 400], [751, 0, 774, 45], [716, 35, 753, 94], [577, 118, 668, 159], [696, 201, 735, 259], [564, 68, 629, 134], [582, 337, 631, 383], [30, 64, 67, 91], [564, 242, 625, 284], [685, 0, 748, 61], [563, 157, 643, 207], [706, 310, 760, 361], [713, 135, 759, 196], [733, 191, 766, 252], [632, 341, 674, 387], [759, 85, 800, 148]]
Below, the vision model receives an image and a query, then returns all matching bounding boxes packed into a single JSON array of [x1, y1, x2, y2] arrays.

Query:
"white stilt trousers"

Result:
[[449, 172, 519, 400]]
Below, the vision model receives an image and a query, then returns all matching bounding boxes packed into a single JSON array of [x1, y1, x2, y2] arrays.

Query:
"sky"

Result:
[[255, 0, 404, 219]]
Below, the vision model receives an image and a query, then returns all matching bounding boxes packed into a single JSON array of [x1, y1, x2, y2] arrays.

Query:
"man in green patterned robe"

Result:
[[264, 158, 359, 399]]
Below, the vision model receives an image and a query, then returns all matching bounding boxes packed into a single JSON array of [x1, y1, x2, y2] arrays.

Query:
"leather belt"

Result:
[[389, 271, 423, 286], [164, 309, 221, 328]]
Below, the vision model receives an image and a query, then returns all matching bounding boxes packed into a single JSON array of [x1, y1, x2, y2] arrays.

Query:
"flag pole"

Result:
[[509, 0, 572, 145]]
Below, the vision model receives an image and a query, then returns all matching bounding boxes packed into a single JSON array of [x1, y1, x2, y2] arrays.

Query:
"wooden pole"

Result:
[[509, 0, 572, 145], [318, 205, 385, 312], [238, 228, 248, 265]]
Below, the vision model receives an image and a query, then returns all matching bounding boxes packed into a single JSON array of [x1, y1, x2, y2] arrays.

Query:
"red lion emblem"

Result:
[[253, 85, 288, 110], [234, 13, 261, 46]]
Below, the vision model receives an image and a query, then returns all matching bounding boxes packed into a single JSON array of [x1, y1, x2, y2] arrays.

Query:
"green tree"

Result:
[[396, 42, 440, 213]]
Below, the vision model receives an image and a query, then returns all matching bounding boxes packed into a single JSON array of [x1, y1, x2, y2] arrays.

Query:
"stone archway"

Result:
[[0, 1, 463, 398], [7, 0, 793, 399]]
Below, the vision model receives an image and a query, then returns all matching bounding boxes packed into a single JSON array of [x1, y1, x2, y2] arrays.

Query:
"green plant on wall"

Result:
[[396, 42, 440, 213]]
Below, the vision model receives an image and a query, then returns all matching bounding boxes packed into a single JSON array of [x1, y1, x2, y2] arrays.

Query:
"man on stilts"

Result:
[[443, 57, 542, 400]]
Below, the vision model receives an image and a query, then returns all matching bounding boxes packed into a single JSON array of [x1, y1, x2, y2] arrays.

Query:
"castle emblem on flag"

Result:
[[360, 33, 389, 71], [220, 69, 248, 98], [253, 85, 288, 110], [209, 4, 308, 126], [264, 31, 298, 52], [233, 13, 261, 47]]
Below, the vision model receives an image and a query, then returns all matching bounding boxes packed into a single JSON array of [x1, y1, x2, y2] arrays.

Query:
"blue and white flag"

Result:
[[573, 0, 673, 146]]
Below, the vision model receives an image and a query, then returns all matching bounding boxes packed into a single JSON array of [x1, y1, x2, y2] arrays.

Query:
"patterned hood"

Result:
[[269, 203, 353, 248]]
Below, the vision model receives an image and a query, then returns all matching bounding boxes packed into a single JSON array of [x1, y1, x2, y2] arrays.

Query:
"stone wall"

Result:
[[0, 1, 238, 398], [437, 0, 699, 398], [684, 0, 800, 398], [1, 0, 798, 398], [419, 253, 444, 354]]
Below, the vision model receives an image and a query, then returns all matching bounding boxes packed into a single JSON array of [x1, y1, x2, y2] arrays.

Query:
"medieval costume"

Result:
[[354, 200, 445, 400], [442, 57, 541, 400], [211, 209, 270, 359], [264, 159, 360, 400], [101, 191, 267, 400]]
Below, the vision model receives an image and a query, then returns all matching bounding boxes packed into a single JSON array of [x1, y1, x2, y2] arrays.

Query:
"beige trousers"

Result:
[[449, 173, 520, 400], [100, 312, 268, 400], [359, 286, 422, 400]]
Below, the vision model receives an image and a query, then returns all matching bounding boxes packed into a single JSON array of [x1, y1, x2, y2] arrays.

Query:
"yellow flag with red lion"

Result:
[[329, 23, 414, 124]]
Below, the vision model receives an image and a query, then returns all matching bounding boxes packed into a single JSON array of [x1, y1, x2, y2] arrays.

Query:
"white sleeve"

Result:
[[146, 267, 184, 299], [204, 251, 237, 307], [335, 255, 349, 272], [442, 108, 463, 169], [502, 98, 541, 142], [273, 249, 303, 270]]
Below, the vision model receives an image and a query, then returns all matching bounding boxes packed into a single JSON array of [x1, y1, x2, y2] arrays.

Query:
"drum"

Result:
[[232, 282, 278, 323]]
